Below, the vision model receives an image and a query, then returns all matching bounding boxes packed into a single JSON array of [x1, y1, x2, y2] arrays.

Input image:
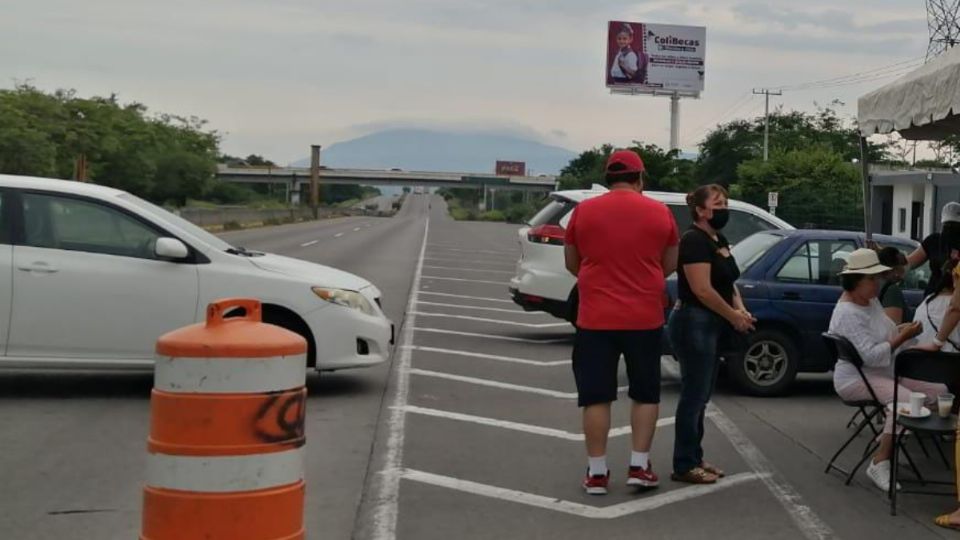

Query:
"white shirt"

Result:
[[915, 293, 960, 352], [828, 299, 897, 391], [611, 50, 639, 79]]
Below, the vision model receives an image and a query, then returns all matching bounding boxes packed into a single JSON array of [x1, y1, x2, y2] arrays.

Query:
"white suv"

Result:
[[0, 175, 392, 371], [509, 186, 794, 321]]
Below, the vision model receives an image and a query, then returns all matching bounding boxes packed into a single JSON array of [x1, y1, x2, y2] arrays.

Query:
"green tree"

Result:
[[696, 105, 887, 186], [558, 143, 697, 192], [243, 154, 276, 167], [0, 84, 219, 205], [737, 146, 863, 230]]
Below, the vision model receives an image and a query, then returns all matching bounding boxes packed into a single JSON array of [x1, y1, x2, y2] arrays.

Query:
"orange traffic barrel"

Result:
[[142, 298, 308, 540]]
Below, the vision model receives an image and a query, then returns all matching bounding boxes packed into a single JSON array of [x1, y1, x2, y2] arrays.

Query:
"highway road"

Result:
[[0, 194, 956, 539]]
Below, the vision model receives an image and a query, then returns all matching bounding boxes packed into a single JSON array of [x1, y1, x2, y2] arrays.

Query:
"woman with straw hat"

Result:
[[827, 249, 945, 493]]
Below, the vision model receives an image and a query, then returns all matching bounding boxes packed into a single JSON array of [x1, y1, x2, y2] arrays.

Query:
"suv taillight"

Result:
[[527, 224, 565, 246]]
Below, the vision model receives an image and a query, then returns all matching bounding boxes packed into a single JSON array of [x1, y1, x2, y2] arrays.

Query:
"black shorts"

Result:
[[572, 328, 663, 407]]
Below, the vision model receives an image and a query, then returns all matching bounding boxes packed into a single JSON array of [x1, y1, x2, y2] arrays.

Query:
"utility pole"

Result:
[[310, 145, 321, 219], [753, 88, 782, 161]]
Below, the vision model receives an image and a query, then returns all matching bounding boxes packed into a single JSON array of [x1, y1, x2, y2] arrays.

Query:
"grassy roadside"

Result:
[[441, 193, 539, 223]]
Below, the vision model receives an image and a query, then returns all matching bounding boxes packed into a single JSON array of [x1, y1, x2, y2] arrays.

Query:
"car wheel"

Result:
[[728, 329, 799, 396], [261, 307, 317, 370]]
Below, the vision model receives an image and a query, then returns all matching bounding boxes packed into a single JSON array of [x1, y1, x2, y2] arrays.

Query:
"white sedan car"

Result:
[[509, 185, 794, 322], [0, 175, 392, 371]]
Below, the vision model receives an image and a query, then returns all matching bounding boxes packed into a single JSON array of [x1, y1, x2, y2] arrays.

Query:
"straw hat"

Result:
[[839, 248, 891, 275]]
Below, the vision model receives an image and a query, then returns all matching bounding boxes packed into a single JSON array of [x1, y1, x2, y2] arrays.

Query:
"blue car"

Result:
[[665, 230, 929, 396]]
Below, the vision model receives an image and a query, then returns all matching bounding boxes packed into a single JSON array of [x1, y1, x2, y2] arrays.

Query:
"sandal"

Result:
[[935, 514, 960, 530], [701, 461, 726, 478], [671, 467, 718, 484]]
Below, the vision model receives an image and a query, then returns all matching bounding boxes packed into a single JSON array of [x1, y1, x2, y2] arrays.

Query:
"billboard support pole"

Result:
[[669, 93, 680, 151]]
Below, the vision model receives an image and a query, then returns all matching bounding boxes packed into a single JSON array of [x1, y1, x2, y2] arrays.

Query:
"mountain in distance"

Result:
[[291, 128, 576, 176]]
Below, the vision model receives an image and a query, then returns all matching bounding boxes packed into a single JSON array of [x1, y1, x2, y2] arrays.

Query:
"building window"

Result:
[[899, 208, 907, 233]]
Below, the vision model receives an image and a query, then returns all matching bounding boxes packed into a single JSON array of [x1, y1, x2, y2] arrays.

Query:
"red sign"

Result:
[[496, 161, 526, 176]]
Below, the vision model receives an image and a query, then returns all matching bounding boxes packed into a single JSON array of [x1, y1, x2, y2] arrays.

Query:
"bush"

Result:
[[450, 208, 475, 221], [223, 221, 243, 231], [505, 203, 537, 224], [479, 210, 506, 221], [263, 218, 282, 226]]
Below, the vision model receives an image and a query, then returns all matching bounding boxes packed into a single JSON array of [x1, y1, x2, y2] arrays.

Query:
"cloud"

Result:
[[0, 0, 939, 162], [730, 2, 925, 36]]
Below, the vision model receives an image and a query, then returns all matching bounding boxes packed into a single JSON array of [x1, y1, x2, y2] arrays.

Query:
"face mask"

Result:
[[708, 208, 730, 230]]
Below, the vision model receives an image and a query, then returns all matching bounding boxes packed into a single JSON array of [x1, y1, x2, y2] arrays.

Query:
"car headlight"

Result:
[[312, 287, 375, 316]]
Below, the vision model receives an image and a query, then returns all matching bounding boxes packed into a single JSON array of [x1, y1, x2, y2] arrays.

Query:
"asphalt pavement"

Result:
[[1, 194, 957, 539]]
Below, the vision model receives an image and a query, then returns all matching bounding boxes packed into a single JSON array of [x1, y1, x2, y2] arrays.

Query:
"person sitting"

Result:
[[915, 260, 960, 353], [877, 247, 909, 324], [828, 249, 946, 492]]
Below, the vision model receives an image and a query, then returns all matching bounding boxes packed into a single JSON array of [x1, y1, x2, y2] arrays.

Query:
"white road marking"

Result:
[[418, 291, 514, 303], [422, 265, 515, 275], [370, 219, 429, 540], [405, 345, 570, 366], [401, 469, 766, 519], [421, 276, 507, 285], [428, 247, 518, 256], [409, 311, 569, 328], [335, 232, 345, 238], [410, 368, 621, 399], [660, 358, 835, 539], [401, 405, 678, 441], [300, 240, 319, 247], [424, 257, 517, 268], [416, 301, 539, 315], [707, 405, 835, 539], [354, 227, 362, 231], [413, 327, 569, 344]]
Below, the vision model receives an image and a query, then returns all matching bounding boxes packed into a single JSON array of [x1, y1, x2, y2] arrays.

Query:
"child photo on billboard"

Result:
[[607, 22, 648, 85]]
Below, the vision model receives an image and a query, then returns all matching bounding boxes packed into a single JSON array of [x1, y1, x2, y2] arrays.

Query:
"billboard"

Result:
[[606, 21, 706, 96], [495, 161, 526, 176]]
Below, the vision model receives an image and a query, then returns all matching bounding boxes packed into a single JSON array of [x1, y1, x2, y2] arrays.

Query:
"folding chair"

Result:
[[890, 349, 960, 516], [822, 333, 887, 484]]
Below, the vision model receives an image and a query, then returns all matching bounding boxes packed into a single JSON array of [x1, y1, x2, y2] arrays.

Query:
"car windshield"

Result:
[[117, 193, 234, 251], [731, 232, 783, 272]]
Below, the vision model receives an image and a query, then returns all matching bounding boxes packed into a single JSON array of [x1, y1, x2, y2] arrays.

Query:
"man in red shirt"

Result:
[[564, 149, 679, 495]]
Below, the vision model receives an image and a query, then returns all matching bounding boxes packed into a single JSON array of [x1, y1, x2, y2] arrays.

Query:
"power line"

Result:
[[680, 57, 926, 149], [773, 56, 925, 91], [680, 91, 752, 146]]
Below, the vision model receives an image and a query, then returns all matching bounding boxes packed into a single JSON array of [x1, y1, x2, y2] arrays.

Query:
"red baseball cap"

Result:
[[605, 150, 645, 174]]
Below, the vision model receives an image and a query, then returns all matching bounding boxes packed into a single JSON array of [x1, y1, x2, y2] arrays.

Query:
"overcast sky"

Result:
[[0, 0, 930, 164]]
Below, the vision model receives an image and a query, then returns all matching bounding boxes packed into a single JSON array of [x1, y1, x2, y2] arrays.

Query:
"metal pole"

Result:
[[310, 145, 321, 219], [669, 93, 680, 151], [860, 136, 873, 241]]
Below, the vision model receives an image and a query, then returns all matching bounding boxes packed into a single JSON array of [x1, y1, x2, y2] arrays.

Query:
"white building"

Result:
[[870, 169, 960, 241]]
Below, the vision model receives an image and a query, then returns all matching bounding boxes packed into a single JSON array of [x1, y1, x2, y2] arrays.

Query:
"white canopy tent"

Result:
[[857, 45, 960, 238]]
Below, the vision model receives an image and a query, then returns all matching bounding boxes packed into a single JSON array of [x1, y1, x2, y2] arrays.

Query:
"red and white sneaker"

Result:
[[582, 470, 610, 495], [626, 463, 660, 488]]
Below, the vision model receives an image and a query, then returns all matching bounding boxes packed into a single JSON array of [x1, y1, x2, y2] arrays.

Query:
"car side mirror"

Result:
[[155, 237, 190, 260]]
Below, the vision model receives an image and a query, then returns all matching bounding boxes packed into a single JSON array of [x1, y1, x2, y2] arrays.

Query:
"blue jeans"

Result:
[[669, 304, 724, 475]]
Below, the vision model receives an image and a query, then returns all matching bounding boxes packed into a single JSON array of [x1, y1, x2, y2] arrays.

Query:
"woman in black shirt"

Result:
[[908, 202, 960, 296], [668, 184, 755, 485]]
